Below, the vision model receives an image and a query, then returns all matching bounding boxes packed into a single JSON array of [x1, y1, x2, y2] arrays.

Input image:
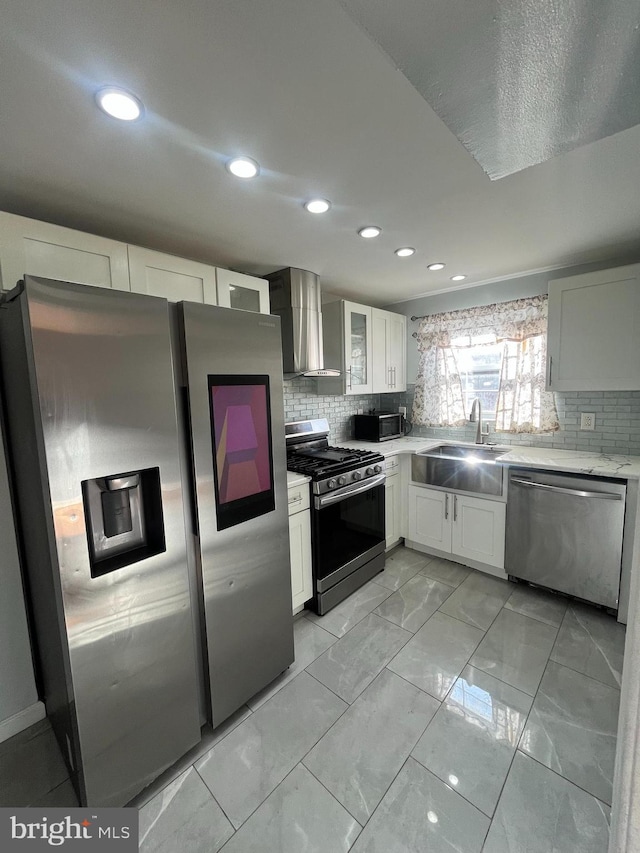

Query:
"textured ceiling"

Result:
[[0, 0, 639, 304], [338, 0, 640, 179]]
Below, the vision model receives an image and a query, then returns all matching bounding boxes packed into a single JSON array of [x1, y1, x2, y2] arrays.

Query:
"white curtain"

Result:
[[412, 295, 559, 433]]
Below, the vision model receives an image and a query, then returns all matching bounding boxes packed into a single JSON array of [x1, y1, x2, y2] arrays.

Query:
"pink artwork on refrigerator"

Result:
[[212, 383, 272, 505]]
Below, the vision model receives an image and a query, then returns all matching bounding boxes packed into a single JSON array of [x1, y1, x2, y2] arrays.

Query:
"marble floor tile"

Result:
[[129, 707, 253, 808], [139, 767, 233, 853], [306, 614, 412, 704], [550, 603, 625, 688], [420, 555, 471, 588], [469, 609, 558, 696], [248, 617, 337, 710], [0, 718, 69, 807], [411, 665, 532, 817], [195, 672, 346, 828], [373, 573, 455, 633], [504, 583, 568, 628], [221, 764, 361, 853], [304, 669, 439, 825], [483, 751, 610, 853], [351, 757, 489, 853], [375, 546, 431, 591], [305, 579, 392, 638], [439, 571, 513, 631], [519, 661, 620, 804], [387, 611, 484, 700]]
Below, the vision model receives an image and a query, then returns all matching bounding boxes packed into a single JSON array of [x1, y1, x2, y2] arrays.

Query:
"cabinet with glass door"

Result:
[[319, 300, 373, 395]]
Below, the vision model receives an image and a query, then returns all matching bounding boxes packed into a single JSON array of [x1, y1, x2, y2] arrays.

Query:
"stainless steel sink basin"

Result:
[[412, 445, 507, 496], [420, 444, 507, 462]]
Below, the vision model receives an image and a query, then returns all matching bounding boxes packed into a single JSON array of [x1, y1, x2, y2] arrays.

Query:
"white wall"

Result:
[[0, 411, 43, 740]]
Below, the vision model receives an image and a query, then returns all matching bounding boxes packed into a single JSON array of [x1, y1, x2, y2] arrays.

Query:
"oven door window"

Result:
[[313, 483, 385, 581]]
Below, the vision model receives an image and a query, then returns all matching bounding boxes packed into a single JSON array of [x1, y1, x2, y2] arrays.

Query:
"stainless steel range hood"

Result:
[[266, 268, 340, 378]]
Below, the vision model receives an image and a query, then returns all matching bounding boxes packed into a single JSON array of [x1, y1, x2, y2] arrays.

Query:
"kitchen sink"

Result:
[[411, 444, 508, 496], [421, 444, 507, 462]]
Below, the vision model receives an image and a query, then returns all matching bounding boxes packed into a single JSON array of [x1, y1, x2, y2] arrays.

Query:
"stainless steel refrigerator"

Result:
[[175, 301, 294, 726], [0, 275, 294, 806]]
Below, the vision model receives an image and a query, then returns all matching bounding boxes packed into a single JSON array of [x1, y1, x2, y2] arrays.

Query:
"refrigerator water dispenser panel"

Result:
[[82, 467, 166, 577]]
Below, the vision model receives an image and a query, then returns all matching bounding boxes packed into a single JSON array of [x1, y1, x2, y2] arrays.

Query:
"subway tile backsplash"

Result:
[[283, 377, 386, 443], [282, 380, 640, 456], [402, 385, 640, 456]]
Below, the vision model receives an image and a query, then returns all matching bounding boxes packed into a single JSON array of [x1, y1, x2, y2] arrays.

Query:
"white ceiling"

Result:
[[1, 0, 639, 304]]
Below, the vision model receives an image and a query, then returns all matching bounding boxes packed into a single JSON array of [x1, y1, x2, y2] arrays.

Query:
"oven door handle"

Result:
[[316, 473, 386, 508]]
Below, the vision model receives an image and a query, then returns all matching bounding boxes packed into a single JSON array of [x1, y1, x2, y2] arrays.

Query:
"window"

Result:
[[451, 336, 503, 419], [412, 296, 559, 433]]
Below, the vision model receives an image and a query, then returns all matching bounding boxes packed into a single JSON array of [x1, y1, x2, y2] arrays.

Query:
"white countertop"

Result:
[[287, 471, 311, 489], [344, 437, 640, 480]]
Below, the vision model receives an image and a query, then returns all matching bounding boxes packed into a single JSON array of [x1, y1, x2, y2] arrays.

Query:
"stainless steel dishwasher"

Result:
[[505, 467, 626, 610]]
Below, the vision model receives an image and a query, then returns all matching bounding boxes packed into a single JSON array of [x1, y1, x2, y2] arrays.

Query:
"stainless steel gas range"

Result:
[[286, 419, 386, 614]]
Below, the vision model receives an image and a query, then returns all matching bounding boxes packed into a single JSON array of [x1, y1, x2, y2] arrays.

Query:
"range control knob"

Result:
[[337, 476, 347, 486], [352, 470, 362, 481], [374, 464, 383, 474], [366, 467, 374, 476], [327, 478, 337, 490]]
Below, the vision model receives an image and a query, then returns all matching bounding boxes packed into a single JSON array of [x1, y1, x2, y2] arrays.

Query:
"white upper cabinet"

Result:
[[547, 264, 640, 391], [215, 269, 270, 314], [321, 300, 407, 396], [128, 246, 217, 304], [0, 211, 130, 292], [372, 308, 406, 393]]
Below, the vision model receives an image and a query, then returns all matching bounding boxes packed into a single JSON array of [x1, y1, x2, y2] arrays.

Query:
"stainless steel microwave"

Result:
[[353, 412, 404, 442]]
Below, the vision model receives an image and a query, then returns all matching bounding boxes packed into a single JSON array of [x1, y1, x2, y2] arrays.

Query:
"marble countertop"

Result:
[[344, 437, 640, 480], [287, 471, 311, 489]]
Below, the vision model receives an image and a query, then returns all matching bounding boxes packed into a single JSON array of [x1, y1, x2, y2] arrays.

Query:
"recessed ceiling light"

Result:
[[395, 247, 415, 257], [427, 262, 445, 271], [304, 199, 331, 214], [451, 274, 467, 281], [95, 87, 143, 121], [358, 226, 382, 239], [227, 157, 260, 179]]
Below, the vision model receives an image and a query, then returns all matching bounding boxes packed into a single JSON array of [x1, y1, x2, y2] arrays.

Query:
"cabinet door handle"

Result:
[[444, 494, 449, 519], [453, 494, 458, 521], [388, 366, 393, 388], [548, 356, 553, 387], [288, 493, 302, 505], [349, 366, 353, 390]]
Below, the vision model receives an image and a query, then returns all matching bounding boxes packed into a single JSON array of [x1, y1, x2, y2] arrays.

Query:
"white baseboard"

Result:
[[0, 701, 46, 744]]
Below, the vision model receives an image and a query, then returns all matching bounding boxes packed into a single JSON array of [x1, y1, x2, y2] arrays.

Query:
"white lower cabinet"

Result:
[[384, 455, 404, 549], [407, 484, 505, 570], [288, 483, 312, 613]]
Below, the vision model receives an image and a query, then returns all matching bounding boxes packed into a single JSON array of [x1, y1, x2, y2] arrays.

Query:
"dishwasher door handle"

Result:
[[510, 477, 623, 500]]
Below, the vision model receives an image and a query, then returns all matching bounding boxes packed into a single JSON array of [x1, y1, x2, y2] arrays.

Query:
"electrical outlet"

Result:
[[580, 412, 596, 431], [399, 406, 407, 418]]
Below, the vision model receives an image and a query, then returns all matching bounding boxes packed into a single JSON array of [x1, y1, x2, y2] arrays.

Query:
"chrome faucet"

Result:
[[469, 398, 484, 444]]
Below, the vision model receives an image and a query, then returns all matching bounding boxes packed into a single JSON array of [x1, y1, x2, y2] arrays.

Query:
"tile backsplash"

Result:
[[402, 385, 640, 456], [283, 377, 390, 442], [282, 379, 640, 456]]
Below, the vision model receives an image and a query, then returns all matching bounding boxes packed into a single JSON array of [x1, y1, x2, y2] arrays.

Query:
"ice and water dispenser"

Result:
[[82, 467, 166, 577]]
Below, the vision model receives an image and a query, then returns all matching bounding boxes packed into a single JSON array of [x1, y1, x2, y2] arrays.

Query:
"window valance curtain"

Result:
[[412, 295, 559, 433]]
